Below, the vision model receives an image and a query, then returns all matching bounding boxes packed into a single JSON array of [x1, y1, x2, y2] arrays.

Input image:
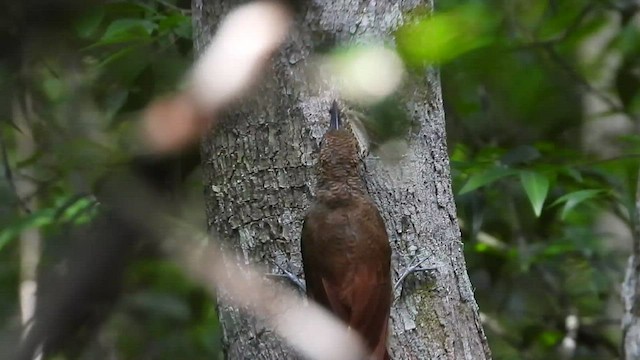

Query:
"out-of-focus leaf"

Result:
[[542, 242, 576, 257], [476, 231, 508, 252], [561, 167, 583, 183], [75, 7, 105, 39], [0, 195, 98, 252], [551, 189, 605, 219], [53, 194, 87, 220], [519, 171, 550, 217], [538, 330, 563, 347], [96, 46, 136, 68], [459, 167, 516, 194], [474, 242, 491, 253], [96, 19, 157, 46], [0, 209, 55, 252], [97, 46, 152, 89], [159, 13, 192, 39], [55, 195, 97, 223], [536, 2, 587, 41], [500, 145, 541, 166], [104, 89, 130, 118], [475, 146, 506, 162], [450, 143, 470, 163], [395, 4, 498, 67], [617, 22, 640, 57]]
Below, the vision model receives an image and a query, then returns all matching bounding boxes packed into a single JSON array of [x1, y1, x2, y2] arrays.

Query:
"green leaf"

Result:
[[96, 46, 136, 68], [0, 196, 98, 253], [55, 195, 96, 222], [395, 3, 498, 67], [543, 242, 576, 257], [0, 209, 55, 252], [551, 189, 605, 219], [97, 19, 157, 45], [474, 242, 490, 253], [450, 143, 470, 163], [519, 171, 550, 217], [158, 13, 192, 39], [459, 167, 516, 194], [561, 167, 583, 183], [538, 330, 563, 347]]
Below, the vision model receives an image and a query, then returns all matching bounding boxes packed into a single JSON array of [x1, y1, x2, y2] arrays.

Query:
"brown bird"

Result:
[[301, 101, 392, 360]]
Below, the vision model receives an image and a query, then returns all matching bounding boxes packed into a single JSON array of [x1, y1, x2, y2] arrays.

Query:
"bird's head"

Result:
[[318, 101, 360, 182]]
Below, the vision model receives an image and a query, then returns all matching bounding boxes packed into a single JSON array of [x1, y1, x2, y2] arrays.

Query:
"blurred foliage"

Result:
[[0, 0, 639, 359], [397, 0, 640, 358], [0, 0, 221, 358], [396, 3, 499, 66]]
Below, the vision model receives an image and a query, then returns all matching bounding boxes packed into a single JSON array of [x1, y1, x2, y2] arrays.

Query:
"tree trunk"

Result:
[[194, 1, 491, 359]]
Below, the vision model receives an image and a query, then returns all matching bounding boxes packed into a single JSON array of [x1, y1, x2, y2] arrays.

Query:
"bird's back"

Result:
[[301, 194, 391, 359]]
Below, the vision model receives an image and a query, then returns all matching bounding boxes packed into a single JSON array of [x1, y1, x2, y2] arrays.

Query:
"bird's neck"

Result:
[[316, 175, 365, 207]]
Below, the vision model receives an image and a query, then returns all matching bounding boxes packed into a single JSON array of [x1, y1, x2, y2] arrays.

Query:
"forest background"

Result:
[[1, 0, 639, 359]]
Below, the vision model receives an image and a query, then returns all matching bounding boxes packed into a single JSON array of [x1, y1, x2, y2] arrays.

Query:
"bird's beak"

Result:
[[329, 100, 341, 130]]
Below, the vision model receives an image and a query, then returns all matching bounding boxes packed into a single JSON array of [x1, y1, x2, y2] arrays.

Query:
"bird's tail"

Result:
[[370, 316, 390, 360], [371, 337, 390, 360], [370, 348, 390, 360]]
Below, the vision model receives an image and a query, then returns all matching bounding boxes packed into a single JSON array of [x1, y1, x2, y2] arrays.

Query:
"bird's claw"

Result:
[[266, 261, 306, 293], [393, 257, 437, 298]]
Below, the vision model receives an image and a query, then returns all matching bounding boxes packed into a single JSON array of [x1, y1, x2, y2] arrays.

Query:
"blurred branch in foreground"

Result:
[[141, 0, 292, 154], [166, 222, 367, 360]]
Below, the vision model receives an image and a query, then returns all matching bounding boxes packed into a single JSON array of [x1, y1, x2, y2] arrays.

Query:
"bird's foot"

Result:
[[266, 261, 306, 293], [393, 257, 437, 299]]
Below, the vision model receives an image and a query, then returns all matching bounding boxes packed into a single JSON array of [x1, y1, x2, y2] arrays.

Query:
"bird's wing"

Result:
[[300, 209, 351, 321], [342, 205, 392, 357], [301, 203, 391, 359], [345, 262, 392, 355]]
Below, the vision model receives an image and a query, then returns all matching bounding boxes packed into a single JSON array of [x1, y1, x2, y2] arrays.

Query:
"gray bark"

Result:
[[194, 0, 491, 359]]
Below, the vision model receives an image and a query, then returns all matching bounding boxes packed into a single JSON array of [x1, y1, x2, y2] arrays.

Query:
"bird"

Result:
[[300, 101, 392, 360]]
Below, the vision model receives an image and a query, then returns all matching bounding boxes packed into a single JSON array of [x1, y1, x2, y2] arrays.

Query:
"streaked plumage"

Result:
[[301, 102, 391, 360]]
